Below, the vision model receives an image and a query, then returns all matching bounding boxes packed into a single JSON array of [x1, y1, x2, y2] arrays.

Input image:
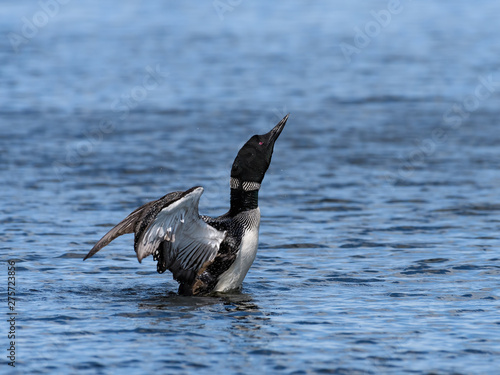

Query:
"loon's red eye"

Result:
[[259, 142, 263, 145]]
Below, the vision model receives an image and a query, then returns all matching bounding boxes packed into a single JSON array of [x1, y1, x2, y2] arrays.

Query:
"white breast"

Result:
[[214, 209, 260, 292]]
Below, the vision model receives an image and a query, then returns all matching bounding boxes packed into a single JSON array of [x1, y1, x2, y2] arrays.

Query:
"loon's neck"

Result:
[[229, 178, 260, 215], [229, 188, 259, 214]]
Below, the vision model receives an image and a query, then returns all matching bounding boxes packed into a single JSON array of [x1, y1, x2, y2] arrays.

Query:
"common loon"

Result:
[[84, 114, 289, 295]]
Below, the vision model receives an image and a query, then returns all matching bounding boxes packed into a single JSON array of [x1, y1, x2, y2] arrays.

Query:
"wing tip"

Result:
[[83, 247, 98, 261], [185, 186, 204, 197]]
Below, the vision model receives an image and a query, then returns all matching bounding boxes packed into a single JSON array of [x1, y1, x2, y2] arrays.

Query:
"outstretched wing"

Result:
[[83, 190, 183, 260], [84, 187, 226, 277], [135, 187, 225, 271]]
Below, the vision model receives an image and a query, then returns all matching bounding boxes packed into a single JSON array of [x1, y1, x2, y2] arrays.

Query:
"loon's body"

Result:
[[84, 115, 288, 295]]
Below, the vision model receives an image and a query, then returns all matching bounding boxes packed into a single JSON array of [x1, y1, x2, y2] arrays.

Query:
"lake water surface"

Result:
[[2, 1, 500, 374]]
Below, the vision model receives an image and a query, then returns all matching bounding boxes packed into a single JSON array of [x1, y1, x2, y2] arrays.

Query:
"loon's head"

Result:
[[230, 114, 288, 188]]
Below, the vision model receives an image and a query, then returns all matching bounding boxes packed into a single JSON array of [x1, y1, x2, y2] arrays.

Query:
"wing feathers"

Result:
[[83, 202, 151, 260], [84, 189, 185, 260], [85, 186, 226, 284], [135, 187, 225, 271]]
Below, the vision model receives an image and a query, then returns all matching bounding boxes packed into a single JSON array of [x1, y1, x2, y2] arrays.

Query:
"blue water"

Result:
[[2, 1, 500, 374]]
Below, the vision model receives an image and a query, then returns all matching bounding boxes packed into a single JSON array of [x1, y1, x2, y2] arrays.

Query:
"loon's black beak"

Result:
[[266, 114, 289, 144]]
